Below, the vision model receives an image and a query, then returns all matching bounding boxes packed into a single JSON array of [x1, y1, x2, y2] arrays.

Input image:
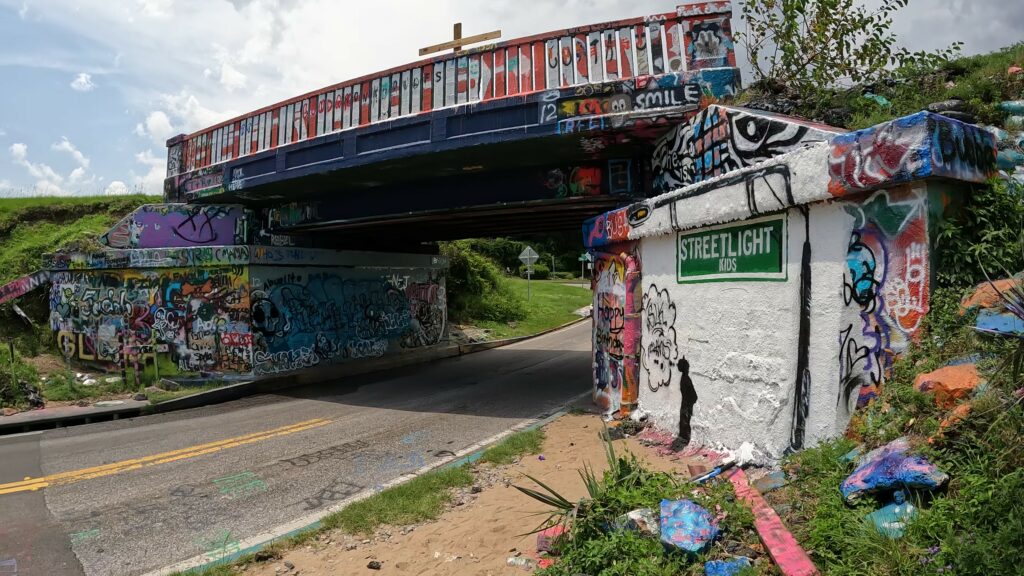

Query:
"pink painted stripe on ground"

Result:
[[728, 468, 820, 576]]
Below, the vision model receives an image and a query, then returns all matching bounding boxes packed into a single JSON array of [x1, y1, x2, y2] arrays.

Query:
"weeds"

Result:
[[478, 428, 546, 465], [322, 465, 473, 535]]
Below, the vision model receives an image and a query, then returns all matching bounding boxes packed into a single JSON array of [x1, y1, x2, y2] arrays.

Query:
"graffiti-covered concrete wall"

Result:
[[585, 111, 996, 457], [592, 244, 641, 415], [45, 205, 448, 379], [249, 253, 447, 376]]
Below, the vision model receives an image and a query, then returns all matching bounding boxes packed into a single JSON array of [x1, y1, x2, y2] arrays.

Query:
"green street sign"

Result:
[[676, 214, 787, 283]]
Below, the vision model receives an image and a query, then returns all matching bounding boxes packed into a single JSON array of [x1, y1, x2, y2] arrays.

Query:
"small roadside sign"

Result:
[[519, 246, 539, 266]]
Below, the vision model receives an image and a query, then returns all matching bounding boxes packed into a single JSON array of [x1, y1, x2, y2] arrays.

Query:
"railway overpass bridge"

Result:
[[1, 1, 842, 383], [162, 1, 741, 243]]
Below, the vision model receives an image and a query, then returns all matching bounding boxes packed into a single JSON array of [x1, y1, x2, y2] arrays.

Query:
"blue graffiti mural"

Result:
[[249, 269, 446, 375]]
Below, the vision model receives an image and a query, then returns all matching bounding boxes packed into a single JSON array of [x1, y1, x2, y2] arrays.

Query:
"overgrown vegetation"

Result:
[[440, 240, 527, 324], [739, 0, 960, 103]]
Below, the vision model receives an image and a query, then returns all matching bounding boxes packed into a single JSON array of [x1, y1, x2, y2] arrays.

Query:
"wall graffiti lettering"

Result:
[[250, 268, 446, 375], [838, 186, 930, 411], [642, 285, 677, 392], [592, 247, 640, 415]]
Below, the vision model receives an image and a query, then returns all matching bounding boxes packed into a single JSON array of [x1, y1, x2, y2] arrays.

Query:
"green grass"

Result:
[[478, 428, 546, 465], [322, 466, 474, 535], [765, 288, 1024, 576], [146, 382, 229, 404], [474, 278, 591, 339]]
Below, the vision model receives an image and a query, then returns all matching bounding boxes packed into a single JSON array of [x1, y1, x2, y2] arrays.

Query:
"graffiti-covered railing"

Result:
[[166, 2, 735, 179]]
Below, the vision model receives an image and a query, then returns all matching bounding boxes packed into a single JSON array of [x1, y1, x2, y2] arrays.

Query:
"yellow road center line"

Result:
[[0, 418, 331, 495]]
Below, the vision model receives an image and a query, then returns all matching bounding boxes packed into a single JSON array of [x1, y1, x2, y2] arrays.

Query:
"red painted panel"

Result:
[[533, 42, 546, 89], [421, 64, 434, 111], [574, 33, 588, 83], [494, 49, 506, 97], [480, 52, 494, 100], [634, 24, 650, 76], [618, 27, 634, 78], [359, 81, 371, 125], [518, 44, 533, 92], [506, 47, 519, 95]]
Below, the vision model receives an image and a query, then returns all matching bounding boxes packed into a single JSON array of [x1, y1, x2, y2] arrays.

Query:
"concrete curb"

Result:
[[146, 389, 591, 576], [0, 316, 590, 435]]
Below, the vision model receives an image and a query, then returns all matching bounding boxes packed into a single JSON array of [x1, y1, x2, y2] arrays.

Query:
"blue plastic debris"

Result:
[[863, 93, 891, 107], [840, 438, 949, 503], [705, 557, 752, 575], [660, 499, 718, 553], [841, 444, 865, 463], [865, 491, 918, 538]]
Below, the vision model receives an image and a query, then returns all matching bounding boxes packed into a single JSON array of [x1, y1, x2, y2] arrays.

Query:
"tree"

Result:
[[737, 0, 960, 96]]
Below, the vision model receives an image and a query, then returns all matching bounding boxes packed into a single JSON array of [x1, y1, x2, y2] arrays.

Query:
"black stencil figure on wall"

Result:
[[671, 356, 698, 452]]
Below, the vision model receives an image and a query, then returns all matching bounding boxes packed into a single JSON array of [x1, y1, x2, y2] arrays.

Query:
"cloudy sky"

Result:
[[0, 0, 1020, 197]]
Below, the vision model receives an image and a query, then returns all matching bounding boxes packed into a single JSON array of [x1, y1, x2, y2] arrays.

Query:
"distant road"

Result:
[[0, 322, 591, 576]]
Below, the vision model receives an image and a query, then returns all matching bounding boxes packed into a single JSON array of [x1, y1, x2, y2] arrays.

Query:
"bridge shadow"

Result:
[[268, 336, 594, 421]]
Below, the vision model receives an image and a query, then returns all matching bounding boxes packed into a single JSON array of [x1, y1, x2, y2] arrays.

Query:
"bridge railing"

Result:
[[166, 2, 735, 181]]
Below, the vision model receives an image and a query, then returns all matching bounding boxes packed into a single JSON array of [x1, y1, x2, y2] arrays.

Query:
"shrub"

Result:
[[519, 263, 551, 280], [936, 178, 1024, 289], [439, 240, 527, 323], [0, 346, 40, 408]]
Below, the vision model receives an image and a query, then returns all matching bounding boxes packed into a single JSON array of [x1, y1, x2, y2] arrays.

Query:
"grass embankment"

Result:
[[474, 278, 591, 339], [174, 428, 548, 576], [0, 195, 157, 353]]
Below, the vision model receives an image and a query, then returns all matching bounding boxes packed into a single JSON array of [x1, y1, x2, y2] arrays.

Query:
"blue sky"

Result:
[[0, 0, 1020, 198]]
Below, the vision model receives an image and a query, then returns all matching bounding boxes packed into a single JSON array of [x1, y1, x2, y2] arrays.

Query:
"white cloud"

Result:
[[104, 180, 130, 195], [132, 148, 166, 194], [10, 142, 64, 187], [51, 136, 90, 168], [137, 0, 173, 18], [134, 110, 176, 145], [70, 72, 95, 92], [17, 2, 28, 19], [0, 128, 6, 137]]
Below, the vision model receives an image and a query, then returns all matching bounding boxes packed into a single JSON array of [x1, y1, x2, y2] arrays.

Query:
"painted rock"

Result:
[[865, 491, 917, 538], [981, 125, 1010, 143], [1010, 66, 1023, 75], [536, 524, 567, 553], [659, 499, 718, 553], [751, 470, 787, 493], [997, 149, 1024, 170], [913, 364, 983, 408], [840, 438, 948, 503], [928, 99, 967, 113], [930, 402, 973, 444], [938, 110, 976, 124], [999, 100, 1024, 115], [614, 507, 660, 537], [960, 277, 1021, 312], [705, 557, 752, 575]]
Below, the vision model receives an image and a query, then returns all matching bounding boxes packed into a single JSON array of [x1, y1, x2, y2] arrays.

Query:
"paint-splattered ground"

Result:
[[243, 413, 715, 576]]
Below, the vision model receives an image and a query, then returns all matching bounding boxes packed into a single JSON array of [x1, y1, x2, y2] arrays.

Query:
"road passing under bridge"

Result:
[[0, 323, 590, 576]]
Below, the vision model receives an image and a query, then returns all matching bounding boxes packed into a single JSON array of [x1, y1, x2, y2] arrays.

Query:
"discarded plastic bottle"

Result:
[[506, 556, 534, 570]]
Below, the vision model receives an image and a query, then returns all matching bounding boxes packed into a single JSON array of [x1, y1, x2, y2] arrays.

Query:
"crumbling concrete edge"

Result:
[[144, 389, 591, 576]]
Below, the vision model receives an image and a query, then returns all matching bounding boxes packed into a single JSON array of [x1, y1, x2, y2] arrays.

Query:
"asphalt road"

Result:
[[0, 322, 591, 576]]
